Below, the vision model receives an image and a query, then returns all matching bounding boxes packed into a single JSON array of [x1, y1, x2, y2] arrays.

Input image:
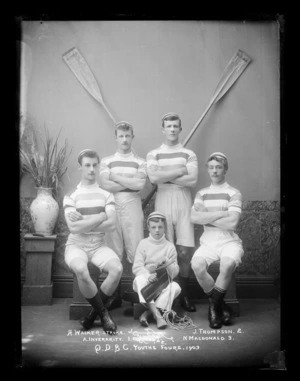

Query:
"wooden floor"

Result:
[[19, 298, 282, 370]]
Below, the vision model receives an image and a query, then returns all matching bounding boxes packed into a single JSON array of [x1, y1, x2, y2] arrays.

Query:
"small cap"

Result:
[[207, 152, 228, 169], [147, 211, 166, 224], [115, 121, 133, 129], [208, 152, 228, 161], [161, 112, 180, 122], [78, 149, 94, 162]]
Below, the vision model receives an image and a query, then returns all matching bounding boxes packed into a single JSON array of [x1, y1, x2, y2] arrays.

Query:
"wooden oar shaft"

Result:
[[102, 102, 117, 124], [184, 51, 251, 148], [182, 69, 236, 147], [182, 101, 213, 147]]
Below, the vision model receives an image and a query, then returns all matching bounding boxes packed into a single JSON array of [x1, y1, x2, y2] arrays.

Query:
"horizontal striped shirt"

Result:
[[63, 182, 115, 236], [100, 151, 146, 193], [192, 182, 242, 231], [146, 143, 198, 189]]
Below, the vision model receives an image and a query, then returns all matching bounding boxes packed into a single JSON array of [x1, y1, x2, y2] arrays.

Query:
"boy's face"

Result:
[[148, 220, 165, 240]]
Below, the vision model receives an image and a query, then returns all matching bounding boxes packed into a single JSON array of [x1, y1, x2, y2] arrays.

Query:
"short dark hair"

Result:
[[147, 217, 165, 225], [114, 121, 134, 137], [78, 149, 100, 165], [115, 125, 134, 137]]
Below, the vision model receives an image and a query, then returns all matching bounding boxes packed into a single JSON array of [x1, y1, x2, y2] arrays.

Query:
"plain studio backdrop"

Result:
[[19, 20, 280, 203]]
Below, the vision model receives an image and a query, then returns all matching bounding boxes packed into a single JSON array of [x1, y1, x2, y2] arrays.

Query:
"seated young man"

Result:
[[132, 212, 181, 329], [191, 152, 244, 329], [63, 149, 123, 334]]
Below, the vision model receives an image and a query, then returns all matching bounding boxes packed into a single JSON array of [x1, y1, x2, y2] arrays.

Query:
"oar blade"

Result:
[[63, 47, 104, 104], [212, 50, 251, 103]]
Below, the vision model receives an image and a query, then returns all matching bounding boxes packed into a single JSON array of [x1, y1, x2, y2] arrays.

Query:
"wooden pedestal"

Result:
[[22, 234, 56, 305]]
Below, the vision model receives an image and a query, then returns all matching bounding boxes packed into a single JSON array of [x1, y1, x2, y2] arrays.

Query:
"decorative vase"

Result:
[[30, 187, 59, 236]]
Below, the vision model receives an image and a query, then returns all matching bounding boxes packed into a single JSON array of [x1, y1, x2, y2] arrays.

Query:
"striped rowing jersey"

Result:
[[100, 151, 146, 199], [63, 182, 115, 237], [146, 143, 198, 189], [192, 182, 242, 232]]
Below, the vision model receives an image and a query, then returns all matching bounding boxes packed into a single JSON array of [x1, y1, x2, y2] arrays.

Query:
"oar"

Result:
[[62, 47, 117, 124], [183, 49, 251, 146], [142, 49, 252, 210]]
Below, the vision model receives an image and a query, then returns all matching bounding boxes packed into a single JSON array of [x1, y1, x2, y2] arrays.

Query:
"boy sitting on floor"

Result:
[[132, 211, 181, 329]]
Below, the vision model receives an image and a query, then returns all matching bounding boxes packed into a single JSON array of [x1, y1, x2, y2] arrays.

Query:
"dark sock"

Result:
[[86, 290, 117, 335], [179, 276, 188, 297], [116, 282, 122, 295], [212, 286, 226, 304], [99, 288, 110, 305], [206, 289, 214, 299], [86, 291, 105, 313]]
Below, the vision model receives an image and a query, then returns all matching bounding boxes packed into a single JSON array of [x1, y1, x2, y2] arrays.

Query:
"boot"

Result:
[[105, 283, 122, 311], [80, 308, 98, 330], [148, 303, 167, 329], [179, 276, 196, 312], [139, 310, 151, 327], [79, 288, 109, 330], [221, 301, 233, 325], [208, 298, 223, 329], [80, 286, 122, 330], [86, 291, 117, 335]]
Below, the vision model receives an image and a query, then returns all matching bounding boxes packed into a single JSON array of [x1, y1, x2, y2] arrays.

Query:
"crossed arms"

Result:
[[100, 172, 147, 193], [147, 164, 198, 187], [191, 204, 241, 231], [65, 208, 116, 234]]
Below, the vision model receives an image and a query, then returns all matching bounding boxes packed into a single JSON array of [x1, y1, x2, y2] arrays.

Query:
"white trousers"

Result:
[[106, 196, 144, 263], [133, 274, 181, 311]]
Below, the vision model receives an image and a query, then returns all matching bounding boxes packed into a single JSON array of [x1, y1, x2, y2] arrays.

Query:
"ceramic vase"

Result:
[[30, 187, 59, 236]]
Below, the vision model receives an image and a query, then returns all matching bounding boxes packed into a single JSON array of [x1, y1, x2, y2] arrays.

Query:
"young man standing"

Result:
[[100, 121, 147, 260], [99, 122, 147, 292], [146, 113, 198, 312], [63, 149, 123, 334], [191, 152, 244, 329]]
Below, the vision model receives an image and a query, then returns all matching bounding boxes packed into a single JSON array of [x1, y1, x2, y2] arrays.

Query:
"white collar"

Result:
[[210, 181, 228, 190], [115, 151, 133, 158], [161, 143, 182, 150], [148, 234, 166, 245], [77, 181, 99, 189]]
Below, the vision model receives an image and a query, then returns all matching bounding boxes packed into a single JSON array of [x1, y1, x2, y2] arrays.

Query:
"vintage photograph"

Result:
[[18, 16, 283, 370]]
